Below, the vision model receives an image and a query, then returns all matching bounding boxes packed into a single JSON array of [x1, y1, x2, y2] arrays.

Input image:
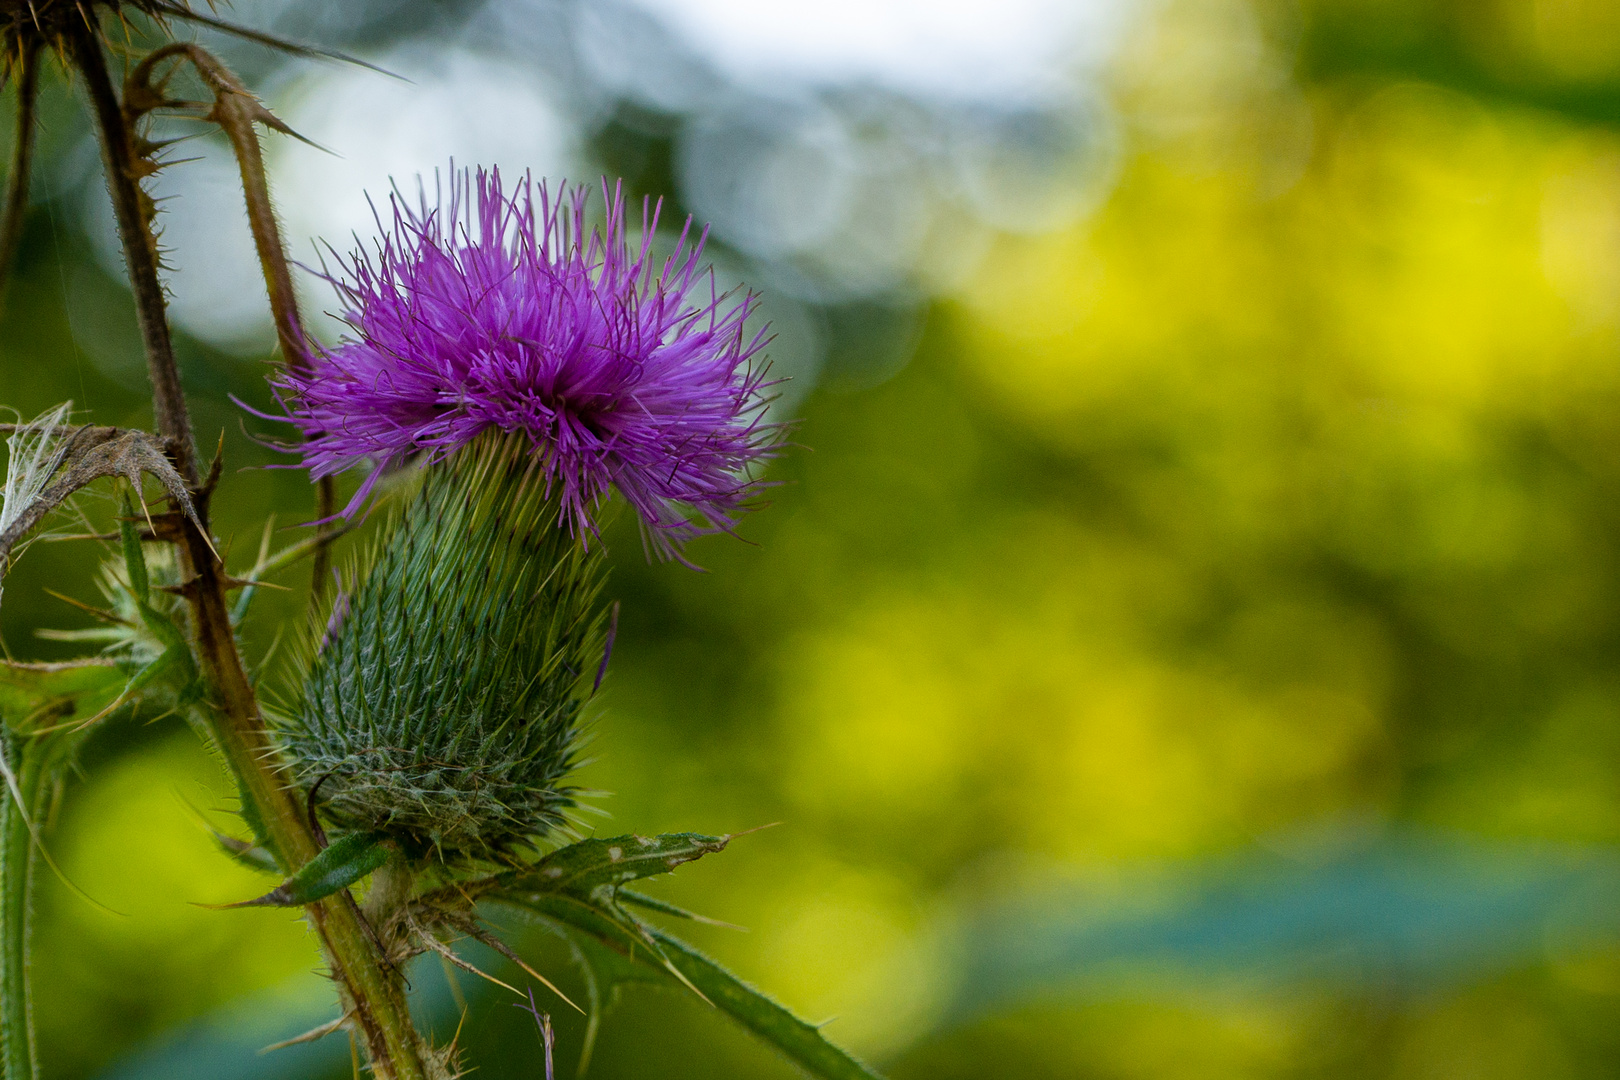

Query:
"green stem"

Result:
[[68, 26, 435, 1080], [0, 731, 41, 1080]]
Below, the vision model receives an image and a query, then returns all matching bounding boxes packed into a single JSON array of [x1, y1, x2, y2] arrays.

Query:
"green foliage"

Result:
[[490, 833, 886, 1080], [38, 505, 199, 701], [0, 655, 125, 1080], [0, 505, 218, 1079], [277, 434, 610, 866], [58, 504, 202, 727], [0, 659, 123, 731]]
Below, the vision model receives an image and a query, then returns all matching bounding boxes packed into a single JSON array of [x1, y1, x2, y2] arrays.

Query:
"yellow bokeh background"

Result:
[[8, 0, 1620, 1076]]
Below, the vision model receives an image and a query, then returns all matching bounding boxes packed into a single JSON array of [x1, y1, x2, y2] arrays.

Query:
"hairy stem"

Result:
[[126, 43, 335, 595], [0, 731, 40, 1080], [0, 44, 40, 312], [70, 29, 196, 479], [69, 26, 432, 1080], [204, 63, 337, 593]]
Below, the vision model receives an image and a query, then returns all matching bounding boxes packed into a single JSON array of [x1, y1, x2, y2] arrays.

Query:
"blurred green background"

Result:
[[9, 0, 1620, 1076]]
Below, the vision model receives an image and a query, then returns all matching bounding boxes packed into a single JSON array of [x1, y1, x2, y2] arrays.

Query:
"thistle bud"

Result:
[[278, 435, 607, 863]]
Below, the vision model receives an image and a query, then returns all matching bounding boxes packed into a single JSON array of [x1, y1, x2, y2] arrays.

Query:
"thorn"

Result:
[[260, 1010, 352, 1053], [204, 430, 225, 495], [247, 99, 330, 153], [255, 514, 275, 570], [130, 481, 156, 534], [625, 922, 712, 1006], [193, 893, 284, 911], [414, 928, 522, 997], [223, 575, 290, 592], [616, 889, 748, 932], [148, 2, 408, 81], [464, 924, 585, 1015], [37, 531, 122, 542], [40, 588, 133, 626], [445, 1002, 470, 1063]]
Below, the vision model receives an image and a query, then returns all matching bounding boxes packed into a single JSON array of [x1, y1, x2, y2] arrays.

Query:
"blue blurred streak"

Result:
[[95, 947, 474, 1080], [949, 829, 1620, 1021], [102, 829, 1620, 1076]]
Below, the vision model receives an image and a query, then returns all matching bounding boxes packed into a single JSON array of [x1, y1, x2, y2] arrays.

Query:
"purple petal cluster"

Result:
[[274, 167, 775, 557]]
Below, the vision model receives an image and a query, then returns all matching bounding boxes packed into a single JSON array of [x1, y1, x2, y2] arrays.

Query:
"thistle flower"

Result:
[[273, 168, 778, 865], [274, 167, 776, 559]]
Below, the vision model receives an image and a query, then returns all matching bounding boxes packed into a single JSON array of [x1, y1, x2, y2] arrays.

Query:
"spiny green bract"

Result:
[[276, 434, 609, 866]]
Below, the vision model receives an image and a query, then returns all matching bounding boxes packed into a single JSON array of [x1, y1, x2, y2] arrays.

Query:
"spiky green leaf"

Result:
[[520, 832, 730, 894], [223, 831, 392, 908], [490, 833, 886, 1080]]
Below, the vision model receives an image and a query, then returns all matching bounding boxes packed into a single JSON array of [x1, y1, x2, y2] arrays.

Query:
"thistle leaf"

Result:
[[520, 832, 731, 894], [0, 664, 129, 919], [219, 830, 391, 908], [617, 888, 745, 928], [488, 832, 887, 1080]]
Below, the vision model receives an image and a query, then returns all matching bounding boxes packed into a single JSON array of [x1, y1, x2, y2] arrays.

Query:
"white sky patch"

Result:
[[79, 1, 1134, 374], [616, 0, 1131, 106]]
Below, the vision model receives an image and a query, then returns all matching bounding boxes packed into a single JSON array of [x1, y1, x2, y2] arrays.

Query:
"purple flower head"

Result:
[[274, 166, 776, 559]]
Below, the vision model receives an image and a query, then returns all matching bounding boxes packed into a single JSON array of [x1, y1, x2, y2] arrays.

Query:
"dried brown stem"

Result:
[[0, 425, 202, 571], [71, 25, 196, 481], [0, 43, 40, 311], [67, 23, 434, 1080], [126, 44, 308, 369]]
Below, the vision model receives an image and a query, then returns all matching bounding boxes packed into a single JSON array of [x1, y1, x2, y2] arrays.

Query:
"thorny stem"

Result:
[[125, 43, 335, 594], [203, 61, 338, 594], [69, 25, 433, 1080], [0, 43, 40, 312], [0, 731, 40, 1080], [69, 25, 196, 479]]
